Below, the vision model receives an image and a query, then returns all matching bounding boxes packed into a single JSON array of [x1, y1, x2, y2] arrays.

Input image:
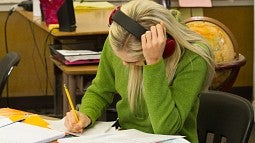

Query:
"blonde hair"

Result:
[[109, 0, 215, 113]]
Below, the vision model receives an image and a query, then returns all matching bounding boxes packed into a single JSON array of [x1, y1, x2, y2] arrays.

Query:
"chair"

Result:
[[198, 90, 254, 143], [0, 52, 20, 96]]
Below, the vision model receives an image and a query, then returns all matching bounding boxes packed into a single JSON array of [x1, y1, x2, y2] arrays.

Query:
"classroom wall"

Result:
[[203, 6, 254, 87], [0, 12, 54, 97], [0, 5, 253, 98]]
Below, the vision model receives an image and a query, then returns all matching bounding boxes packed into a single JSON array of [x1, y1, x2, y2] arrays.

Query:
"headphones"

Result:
[[109, 7, 176, 58]]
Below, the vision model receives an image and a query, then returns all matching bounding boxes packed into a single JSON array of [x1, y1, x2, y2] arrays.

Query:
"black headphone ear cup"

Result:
[[163, 38, 176, 58]]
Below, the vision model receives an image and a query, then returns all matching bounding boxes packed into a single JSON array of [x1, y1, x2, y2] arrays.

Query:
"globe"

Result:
[[184, 17, 246, 91]]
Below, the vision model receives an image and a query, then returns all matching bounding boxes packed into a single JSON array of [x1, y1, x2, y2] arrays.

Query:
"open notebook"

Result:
[[0, 117, 65, 143]]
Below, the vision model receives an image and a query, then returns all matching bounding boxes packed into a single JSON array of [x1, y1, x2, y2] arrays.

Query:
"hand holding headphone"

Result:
[[141, 23, 167, 65], [109, 6, 176, 60]]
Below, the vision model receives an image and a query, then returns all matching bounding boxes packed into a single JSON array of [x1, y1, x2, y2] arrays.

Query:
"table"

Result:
[[17, 7, 113, 117], [17, 7, 113, 37], [51, 57, 97, 116]]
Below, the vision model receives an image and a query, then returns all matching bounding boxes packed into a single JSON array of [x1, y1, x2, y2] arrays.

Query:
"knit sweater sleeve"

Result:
[[79, 38, 116, 125], [143, 50, 208, 134]]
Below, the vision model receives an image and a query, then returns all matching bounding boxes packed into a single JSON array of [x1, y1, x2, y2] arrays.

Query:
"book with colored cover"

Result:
[[50, 47, 100, 65]]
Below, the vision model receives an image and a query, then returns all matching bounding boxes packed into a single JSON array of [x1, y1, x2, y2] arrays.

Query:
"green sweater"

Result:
[[79, 38, 208, 143]]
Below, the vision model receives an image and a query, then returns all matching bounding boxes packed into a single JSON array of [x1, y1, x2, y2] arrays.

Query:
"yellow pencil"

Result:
[[64, 84, 79, 122]]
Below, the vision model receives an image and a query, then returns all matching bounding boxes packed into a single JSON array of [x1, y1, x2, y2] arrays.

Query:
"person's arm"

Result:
[[143, 50, 208, 134], [79, 38, 117, 126], [64, 38, 116, 133]]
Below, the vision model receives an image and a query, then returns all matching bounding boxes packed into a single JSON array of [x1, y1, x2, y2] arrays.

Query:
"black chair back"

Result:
[[0, 52, 20, 96], [198, 90, 254, 143]]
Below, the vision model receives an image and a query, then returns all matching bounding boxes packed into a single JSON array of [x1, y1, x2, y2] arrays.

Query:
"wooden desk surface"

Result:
[[16, 8, 114, 37], [51, 57, 98, 75]]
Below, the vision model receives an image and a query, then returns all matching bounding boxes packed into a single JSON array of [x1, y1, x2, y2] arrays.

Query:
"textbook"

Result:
[[0, 117, 65, 143], [50, 47, 101, 65]]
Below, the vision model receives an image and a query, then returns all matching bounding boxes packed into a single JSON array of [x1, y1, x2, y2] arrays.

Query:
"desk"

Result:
[[17, 8, 112, 37], [0, 108, 190, 143], [51, 58, 97, 116], [17, 7, 113, 117]]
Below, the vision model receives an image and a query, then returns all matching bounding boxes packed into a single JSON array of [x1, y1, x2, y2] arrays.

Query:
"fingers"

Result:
[[150, 26, 157, 43], [155, 23, 166, 41], [64, 111, 91, 133], [64, 111, 79, 133], [159, 21, 166, 35], [141, 23, 166, 65], [141, 23, 166, 46]]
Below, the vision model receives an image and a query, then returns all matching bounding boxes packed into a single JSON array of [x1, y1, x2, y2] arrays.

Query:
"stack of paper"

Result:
[[46, 118, 190, 143], [57, 129, 189, 143], [57, 50, 101, 62], [50, 48, 101, 65]]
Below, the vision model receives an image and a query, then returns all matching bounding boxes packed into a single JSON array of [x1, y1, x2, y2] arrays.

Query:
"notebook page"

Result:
[[0, 120, 65, 143], [0, 117, 12, 127]]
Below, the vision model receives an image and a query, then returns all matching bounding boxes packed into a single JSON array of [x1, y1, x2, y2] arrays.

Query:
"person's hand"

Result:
[[64, 110, 91, 133], [141, 22, 166, 65]]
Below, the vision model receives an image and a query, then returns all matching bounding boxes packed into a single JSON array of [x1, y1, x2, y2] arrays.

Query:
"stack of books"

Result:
[[50, 47, 101, 65]]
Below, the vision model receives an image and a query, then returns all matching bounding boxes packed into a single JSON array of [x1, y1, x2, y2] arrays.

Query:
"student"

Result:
[[64, 0, 215, 142]]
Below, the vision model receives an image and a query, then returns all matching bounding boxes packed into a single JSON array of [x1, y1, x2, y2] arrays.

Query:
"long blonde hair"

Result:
[[109, 0, 215, 113]]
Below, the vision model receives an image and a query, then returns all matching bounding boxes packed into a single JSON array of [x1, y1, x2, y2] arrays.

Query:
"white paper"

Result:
[[47, 118, 190, 143], [56, 50, 101, 62], [0, 117, 65, 143], [57, 129, 189, 143], [56, 50, 101, 56], [0, 117, 12, 127], [65, 54, 101, 62], [47, 118, 117, 136], [33, 0, 41, 16]]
